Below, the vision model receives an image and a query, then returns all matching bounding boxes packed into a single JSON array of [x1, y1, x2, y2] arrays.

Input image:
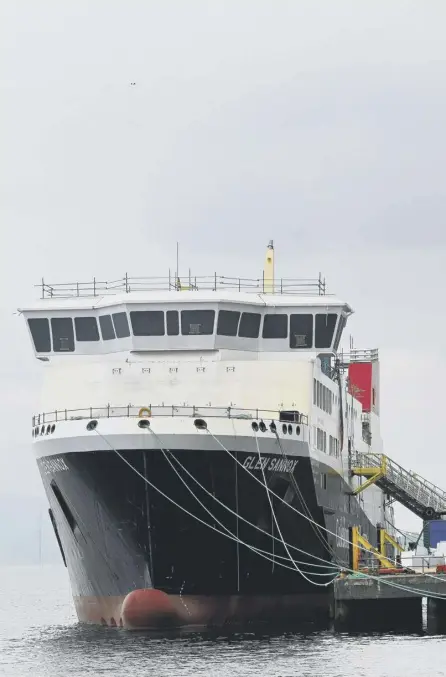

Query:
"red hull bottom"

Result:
[[74, 589, 330, 630]]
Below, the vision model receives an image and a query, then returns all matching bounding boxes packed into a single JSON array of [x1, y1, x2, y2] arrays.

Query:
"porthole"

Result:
[[259, 421, 267, 433], [296, 425, 301, 436], [251, 421, 259, 432], [46, 425, 51, 435], [288, 424, 292, 435], [138, 419, 151, 429], [269, 421, 277, 433], [282, 424, 287, 435], [40, 425, 45, 436], [193, 418, 207, 430], [51, 424, 56, 434], [86, 420, 98, 431]]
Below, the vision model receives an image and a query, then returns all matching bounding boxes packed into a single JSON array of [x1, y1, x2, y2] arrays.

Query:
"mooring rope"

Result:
[[147, 427, 338, 572], [204, 427, 446, 597], [149, 428, 338, 582], [273, 429, 338, 560], [253, 431, 337, 587], [93, 428, 337, 581], [206, 428, 395, 567], [93, 428, 446, 600]]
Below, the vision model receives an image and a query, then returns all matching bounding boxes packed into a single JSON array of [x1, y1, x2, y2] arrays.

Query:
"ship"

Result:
[[20, 242, 393, 630]]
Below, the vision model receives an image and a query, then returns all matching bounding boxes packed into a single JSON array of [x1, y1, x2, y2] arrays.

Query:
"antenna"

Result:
[[175, 242, 180, 290]]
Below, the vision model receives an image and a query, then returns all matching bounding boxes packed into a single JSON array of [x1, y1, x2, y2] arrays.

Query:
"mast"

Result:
[[263, 240, 275, 293]]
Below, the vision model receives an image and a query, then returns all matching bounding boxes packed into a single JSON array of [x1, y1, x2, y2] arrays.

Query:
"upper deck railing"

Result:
[[338, 349, 379, 365], [37, 273, 327, 299], [32, 405, 309, 428]]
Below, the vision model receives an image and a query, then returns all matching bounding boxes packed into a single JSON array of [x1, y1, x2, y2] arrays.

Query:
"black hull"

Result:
[[39, 447, 376, 629]]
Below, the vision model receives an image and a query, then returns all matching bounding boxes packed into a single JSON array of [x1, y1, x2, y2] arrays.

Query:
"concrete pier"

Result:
[[334, 574, 446, 634]]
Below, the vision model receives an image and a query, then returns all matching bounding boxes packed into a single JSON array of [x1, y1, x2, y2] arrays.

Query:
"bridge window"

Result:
[[315, 313, 338, 349], [112, 312, 130, 338], [51, 318, 74, 352], [181, 310, 215, 335], [130, 311, 165, 336], [290, 314, 313, 349], [262, 314, 288, 339], [333, 315, 346, 351], [166, 310, 179, 336], [28, 318, 51, 352], [74, 317, 99, 342], [238, 312, 261, 338], [217, 310, 240, 336], [99, 315, 116, 341]]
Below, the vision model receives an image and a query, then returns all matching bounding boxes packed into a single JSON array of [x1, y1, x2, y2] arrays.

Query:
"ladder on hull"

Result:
[[351, 453, 446, 520]]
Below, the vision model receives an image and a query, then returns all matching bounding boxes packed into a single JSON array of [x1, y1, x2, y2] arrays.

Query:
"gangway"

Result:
[[351, 453, 446, 519]]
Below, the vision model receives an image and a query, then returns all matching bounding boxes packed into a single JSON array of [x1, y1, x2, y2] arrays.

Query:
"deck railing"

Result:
[[37, 273, 327, 298], [338, 349, 379, 365], [32, 405, 309, 428]]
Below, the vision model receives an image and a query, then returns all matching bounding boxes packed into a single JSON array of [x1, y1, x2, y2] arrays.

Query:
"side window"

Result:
[[290, 314, 313, 349], [130, 311, 165, 336], [315, 313, 338, 349], [28, 318, 51, 352], [166, 310, 179, 336], [217, 310, 240, 336], [112, 312, 130, 338], [181, 310, 215, 335], [51, 318, 74, 352], [99, 315, 116, 341], [333, 315, 346, 351], [262, 314, 288, 339], [74, 317, 99, 342], [238, 312, 261, 338]]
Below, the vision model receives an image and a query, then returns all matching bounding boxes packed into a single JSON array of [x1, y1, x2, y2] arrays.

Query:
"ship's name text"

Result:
[[242, 456, 298, 473], [40, 457, 69, 475]]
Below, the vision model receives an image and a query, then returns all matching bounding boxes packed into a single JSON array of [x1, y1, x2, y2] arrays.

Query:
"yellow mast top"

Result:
[[263, 240, 275, 293]]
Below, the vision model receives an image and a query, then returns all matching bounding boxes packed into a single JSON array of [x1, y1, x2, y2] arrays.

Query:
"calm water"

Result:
[[0, 565, 445, 677]]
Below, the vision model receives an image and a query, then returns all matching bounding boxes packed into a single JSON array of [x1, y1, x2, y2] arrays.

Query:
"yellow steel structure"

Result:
[[263, 240, 275, 293], [351, 526, 401, 571], [379, 528, 404, 559], [350, 452, 446, 519], [351, 455, 387, 495]]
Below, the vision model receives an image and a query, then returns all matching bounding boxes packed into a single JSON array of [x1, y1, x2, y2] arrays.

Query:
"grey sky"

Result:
[[1, 0, 446, 533]]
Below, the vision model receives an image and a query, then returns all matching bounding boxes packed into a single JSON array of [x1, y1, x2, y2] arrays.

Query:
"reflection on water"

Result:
[[0, 566, 444, 677]]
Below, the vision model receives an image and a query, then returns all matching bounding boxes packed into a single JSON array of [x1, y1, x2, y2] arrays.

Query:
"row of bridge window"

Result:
[[28, 310, 339, 352]]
